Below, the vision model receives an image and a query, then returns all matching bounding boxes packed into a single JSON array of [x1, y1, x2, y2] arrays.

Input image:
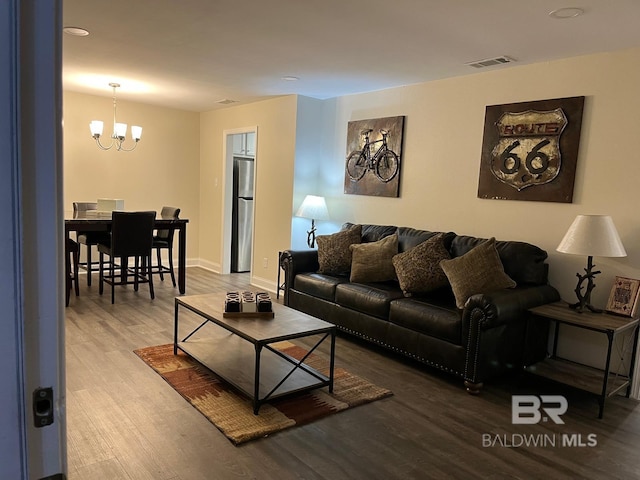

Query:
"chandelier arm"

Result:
[[94, 136, 114, 150], [116, 140, 139, 152]]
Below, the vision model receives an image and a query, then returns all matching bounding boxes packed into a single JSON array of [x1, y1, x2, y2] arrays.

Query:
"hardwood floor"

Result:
[[65, 267, 640, 479]]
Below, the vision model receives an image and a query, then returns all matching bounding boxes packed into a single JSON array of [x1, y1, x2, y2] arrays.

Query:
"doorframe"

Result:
[[221, 126, 258, 275], [1, 0, 66, 478]]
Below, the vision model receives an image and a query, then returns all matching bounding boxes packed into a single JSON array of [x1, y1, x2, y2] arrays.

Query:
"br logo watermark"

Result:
[[512, 395, 567, 424], [481, 394, 598, 448]]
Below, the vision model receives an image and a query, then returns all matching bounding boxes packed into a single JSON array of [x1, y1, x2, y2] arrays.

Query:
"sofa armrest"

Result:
[[463, 284, 561, 331], [461, 284, 560, 389], [279, 249, 319, 305]]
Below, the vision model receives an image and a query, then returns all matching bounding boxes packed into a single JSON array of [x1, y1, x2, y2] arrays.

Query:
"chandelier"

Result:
[[89, 82, 142, 151]]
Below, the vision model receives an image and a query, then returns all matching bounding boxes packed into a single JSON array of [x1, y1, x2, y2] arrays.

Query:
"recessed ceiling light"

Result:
[[63, 26, 90, 36], [281, 76, 299, 81], [549, 7, 585, 19]]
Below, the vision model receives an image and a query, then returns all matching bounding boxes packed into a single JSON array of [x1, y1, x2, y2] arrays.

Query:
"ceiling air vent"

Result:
[[216, 99, 238, 105], [466, 56, 516, 69]]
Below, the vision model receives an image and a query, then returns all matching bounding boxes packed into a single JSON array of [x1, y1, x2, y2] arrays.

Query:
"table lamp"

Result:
[[556, 214, 626, 313], [295, 195, 329, 248]]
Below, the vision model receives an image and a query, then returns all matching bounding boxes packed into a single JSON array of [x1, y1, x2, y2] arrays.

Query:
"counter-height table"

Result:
[[65, 211, 189, 294]]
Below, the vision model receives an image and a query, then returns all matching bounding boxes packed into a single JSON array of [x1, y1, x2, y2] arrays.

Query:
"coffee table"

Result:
[[173, 293, 336, 414]]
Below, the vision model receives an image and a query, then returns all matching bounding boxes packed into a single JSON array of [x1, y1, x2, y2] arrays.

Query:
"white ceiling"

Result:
[[62, 0, 640, 112]]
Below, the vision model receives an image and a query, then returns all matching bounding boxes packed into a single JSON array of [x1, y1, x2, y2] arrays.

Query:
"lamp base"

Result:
[[568, 301, 603, 314], [569, 255, 602, 314], [306, 219, 317, 249]]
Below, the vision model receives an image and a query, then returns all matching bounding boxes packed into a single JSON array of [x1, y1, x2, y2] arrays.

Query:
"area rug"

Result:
[[134, 342, 392, 445]]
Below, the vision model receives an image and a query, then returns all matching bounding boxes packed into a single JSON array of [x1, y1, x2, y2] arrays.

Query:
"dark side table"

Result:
[[276, 251, 285, 299], [525, 301, 639, 418]]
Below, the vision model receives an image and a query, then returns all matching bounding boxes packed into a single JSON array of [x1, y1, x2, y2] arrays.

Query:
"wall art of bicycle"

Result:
[[344, 116, 405, 198], [477, 96, 585, 203]]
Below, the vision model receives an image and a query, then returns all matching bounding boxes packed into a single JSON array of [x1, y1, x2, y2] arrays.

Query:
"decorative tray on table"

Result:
[[222, 291, 274, 318]]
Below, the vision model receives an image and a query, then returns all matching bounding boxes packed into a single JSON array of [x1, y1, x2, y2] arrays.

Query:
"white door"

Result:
[[0, 1, 66, 478]]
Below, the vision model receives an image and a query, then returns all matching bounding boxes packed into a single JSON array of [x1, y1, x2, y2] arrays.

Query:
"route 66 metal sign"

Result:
[[491, 109, 567, 191], [478, 96, 584, 203]]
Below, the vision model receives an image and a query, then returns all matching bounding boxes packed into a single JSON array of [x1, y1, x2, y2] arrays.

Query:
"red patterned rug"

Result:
[[134, 342, 392, 445]]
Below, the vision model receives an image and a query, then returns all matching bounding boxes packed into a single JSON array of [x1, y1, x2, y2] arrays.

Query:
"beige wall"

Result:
[[321, 48, 640, 313], [63, 91, 201, 263], [198, 96, 298, 289]]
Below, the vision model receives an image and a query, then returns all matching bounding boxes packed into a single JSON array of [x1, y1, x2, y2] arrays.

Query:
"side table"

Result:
[[525, 301, 639, 418]]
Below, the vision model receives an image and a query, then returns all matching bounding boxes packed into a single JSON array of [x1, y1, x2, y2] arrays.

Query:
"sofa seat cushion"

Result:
[[389, 298, 461, 344], [294, 273, 349, 302], [335, 282, 404, 319]]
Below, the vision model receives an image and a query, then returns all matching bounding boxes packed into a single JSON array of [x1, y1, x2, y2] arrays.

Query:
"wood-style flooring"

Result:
[[65, 267, 640, 479]]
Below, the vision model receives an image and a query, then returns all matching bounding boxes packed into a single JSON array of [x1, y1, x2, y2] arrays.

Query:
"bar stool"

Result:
[[98, 211, 156, 304], [66, 238, 80, 306], [152, 206, 180, 287], [73, 202, 111, 286]]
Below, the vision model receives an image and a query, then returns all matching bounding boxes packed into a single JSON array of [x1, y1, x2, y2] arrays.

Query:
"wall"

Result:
[[198, 95, 298, 289], [289, 96, 342, 250], [311, 47, 640, 368], [63, 91, 201, 263]]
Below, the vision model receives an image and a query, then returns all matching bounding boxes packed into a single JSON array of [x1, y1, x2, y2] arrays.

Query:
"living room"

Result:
[[5, 1, 640, 478], [64, 45, 640, 364]]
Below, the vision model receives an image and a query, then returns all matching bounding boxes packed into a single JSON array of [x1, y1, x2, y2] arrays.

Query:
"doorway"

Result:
[[221, 127, 257, 275]]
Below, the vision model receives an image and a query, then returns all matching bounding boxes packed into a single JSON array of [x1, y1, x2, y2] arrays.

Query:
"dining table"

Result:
[[65, 211, 189, 294]]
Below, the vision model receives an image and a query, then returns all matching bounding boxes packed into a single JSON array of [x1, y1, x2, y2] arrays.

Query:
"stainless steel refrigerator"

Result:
[[231, 157, 254, 272]]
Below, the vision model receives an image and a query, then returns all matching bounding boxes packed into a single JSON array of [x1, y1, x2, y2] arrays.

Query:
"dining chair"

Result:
[[66, 237, 80, 307], [73, 201, 111, 286], [152, 206, 181, 287], [97, 211, 156, 304]]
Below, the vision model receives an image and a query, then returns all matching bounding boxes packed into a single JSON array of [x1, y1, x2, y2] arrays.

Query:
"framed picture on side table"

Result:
[[606, 276, 640, 317]]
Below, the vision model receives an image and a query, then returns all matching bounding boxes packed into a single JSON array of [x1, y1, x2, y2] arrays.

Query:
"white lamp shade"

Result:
[[556, 215, 626, 257], [114, 123, 127, 138], [295, 195, 329, 221], [131, 125, 142, 141], [89, 120, 104, 136]]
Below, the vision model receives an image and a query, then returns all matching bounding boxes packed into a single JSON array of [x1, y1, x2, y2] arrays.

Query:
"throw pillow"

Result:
[[317, 224, 362, 275], [349, 233, 398, 282], [440, 237, 516, 309], [392, 232, 451, 296]]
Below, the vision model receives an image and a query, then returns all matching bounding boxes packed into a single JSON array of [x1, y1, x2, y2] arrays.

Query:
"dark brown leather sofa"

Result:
[[280, 223, 560, 392]]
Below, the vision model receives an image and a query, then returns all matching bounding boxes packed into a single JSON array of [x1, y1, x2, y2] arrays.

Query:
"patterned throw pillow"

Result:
[[349, 233, 398, 282], [440, 237, 516, 309], [317, 224, 362, 275], [392, 232, 451, 296]]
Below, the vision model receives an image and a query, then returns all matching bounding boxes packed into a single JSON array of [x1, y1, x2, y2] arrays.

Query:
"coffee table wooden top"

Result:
[[175, 292, 334, 344]]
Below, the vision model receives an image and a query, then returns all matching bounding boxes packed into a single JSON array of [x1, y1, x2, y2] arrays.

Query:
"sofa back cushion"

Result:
[[449, 235, 549, 285], [396, 226, 456, 253], [342, 223, 397, 243]]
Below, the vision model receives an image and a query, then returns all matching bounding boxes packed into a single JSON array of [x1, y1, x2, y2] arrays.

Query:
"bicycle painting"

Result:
[[344, 116, 405, 197]]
